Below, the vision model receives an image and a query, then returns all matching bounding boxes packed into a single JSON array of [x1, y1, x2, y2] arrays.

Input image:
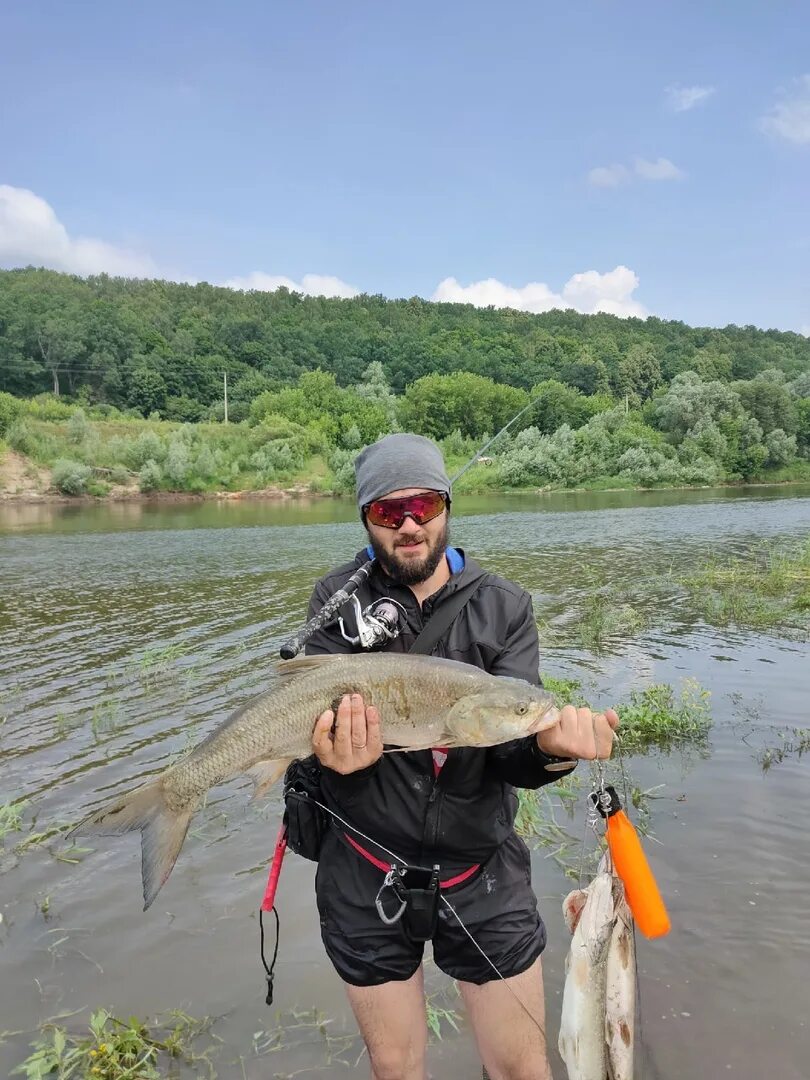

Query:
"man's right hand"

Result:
[[312, 692, 384, 774]]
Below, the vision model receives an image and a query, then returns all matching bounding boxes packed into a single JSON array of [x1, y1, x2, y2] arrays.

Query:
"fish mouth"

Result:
[[528, 705, 560, 734]]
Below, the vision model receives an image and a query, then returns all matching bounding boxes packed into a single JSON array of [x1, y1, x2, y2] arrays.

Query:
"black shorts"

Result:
[[315, 830, 547, 987]]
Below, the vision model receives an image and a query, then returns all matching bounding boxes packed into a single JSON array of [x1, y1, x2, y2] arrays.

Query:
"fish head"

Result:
[[446, 682, 559, 747]]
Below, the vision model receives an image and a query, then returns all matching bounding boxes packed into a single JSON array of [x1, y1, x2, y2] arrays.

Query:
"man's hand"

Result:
[[312, 692, 384, 775], [537, 705, 619, 761]]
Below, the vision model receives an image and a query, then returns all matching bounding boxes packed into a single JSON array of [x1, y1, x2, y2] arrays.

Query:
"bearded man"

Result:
[[303, 433, 618, 1080]]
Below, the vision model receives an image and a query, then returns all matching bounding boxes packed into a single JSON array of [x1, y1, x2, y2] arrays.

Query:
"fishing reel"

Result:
[[338, 595, 406, 650]]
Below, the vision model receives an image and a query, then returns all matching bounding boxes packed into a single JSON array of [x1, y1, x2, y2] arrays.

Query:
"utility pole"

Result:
[[223, 372, 229, 423]]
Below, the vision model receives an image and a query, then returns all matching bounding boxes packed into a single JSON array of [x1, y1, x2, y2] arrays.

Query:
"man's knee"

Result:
[[367, 1038, 426, 1080]]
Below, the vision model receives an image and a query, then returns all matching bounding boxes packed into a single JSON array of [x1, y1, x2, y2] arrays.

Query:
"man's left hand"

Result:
[[537, 705, 619, 761]]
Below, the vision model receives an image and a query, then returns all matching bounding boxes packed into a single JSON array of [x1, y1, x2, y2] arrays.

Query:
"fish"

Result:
[[73, 651, 559, 910], [604, 887, 635, 1080], [558, 854, 636, 1080]]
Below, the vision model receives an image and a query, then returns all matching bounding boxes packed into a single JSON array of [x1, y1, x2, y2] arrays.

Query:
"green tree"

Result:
[[733, 373, 797, 435], [616, 343, 662, 402], [398, 372, 528, 440], [527, 380, 592, 433], [128, 365, 167, 415]]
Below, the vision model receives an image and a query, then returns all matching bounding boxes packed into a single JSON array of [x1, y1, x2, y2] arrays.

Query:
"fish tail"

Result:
[[74, 779, 198, 911]]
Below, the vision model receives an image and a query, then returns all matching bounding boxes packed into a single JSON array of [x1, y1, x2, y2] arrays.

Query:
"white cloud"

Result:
[[587, 164, 631, 188], [589, 157, 685, 186], [223, 270, 360, 298], [633, 156, 686, 181], [0, 184, 158, 277], [760, 74, 810, 145], [665, 84, 715, 112], [432, 266, 646, 319]]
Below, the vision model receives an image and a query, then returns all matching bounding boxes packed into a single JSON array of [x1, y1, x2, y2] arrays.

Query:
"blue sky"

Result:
[[1, 0, 808, 331]]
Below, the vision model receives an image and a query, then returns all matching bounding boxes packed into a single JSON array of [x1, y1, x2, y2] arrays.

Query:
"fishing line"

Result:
[[284, 789, 547, 1041]]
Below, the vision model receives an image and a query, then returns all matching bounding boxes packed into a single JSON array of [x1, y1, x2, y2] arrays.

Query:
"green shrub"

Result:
[[0, 392, 23, 436], [6, 419, 36, 456], [23, 394, 76, 421], [109, 465, 132, 486], [138, 458, 162, 492], [328, 447, 360, 493], [67, 408, 90, 443], [128, 430, 165, 469], [164, 437, 191, 486], [52, 458, 92, 495]]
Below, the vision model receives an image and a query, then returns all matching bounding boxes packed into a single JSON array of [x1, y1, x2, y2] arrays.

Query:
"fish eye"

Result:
[[515, 703, 529, 715]]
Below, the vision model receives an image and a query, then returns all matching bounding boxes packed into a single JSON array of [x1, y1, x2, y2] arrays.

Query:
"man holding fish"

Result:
[[305, 433, 619, 1080]]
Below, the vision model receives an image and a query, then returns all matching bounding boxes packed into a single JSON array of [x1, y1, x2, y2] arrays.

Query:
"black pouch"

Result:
[[283, 757, 327, 862], [400, 865, 441, 942], [375, 864, 441, 943]]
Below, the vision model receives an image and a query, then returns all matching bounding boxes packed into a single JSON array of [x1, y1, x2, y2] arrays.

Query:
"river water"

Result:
[[1, 486, 809, 1079]]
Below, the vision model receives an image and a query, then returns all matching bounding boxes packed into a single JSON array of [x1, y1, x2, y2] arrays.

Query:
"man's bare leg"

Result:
[[459, 956, 550, 1080], [344, 966, 429, 1080]]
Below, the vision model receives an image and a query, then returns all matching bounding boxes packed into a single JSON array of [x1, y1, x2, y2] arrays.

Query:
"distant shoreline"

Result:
[[3, 477, 809, 506]]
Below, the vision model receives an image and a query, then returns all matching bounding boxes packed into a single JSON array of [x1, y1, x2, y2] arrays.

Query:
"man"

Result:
[[303, 433, 618, 1080]]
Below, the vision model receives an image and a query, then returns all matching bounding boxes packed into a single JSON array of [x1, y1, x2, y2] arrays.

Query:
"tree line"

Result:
[[2, 267, 810, 420]]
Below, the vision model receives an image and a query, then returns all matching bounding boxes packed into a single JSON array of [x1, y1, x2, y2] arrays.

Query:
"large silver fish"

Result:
[[75, 652, 559, 909], [558, 854, 636, 1080]]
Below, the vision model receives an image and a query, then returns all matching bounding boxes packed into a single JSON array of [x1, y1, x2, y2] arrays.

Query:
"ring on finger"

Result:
[[352, 740, 367, 749]]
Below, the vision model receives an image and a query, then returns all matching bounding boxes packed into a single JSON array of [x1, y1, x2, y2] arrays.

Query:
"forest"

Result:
[[1, 267, 809, 496]]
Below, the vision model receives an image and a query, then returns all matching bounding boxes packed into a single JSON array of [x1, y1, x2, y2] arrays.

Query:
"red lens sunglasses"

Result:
[[363, 490, 448, 530]]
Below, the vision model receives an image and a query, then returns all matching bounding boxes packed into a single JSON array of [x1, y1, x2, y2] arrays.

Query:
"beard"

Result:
[[369, 518, 450, 586]]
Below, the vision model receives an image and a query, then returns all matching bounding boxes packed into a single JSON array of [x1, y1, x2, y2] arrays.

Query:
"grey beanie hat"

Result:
[[355, 433, 451, 511]]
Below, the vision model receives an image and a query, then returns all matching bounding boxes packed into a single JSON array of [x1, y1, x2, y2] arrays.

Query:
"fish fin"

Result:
[[275, 655, 345, 686], [562, 887, 588, 933], [73, 779, 198, 911], [246, 758, 291, 799]]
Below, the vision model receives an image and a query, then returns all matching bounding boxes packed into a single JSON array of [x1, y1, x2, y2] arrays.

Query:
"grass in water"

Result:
[[576, 589, 648, 653], [12, 1009, 220, 1079], [617, 678, 712, 755], [0, 800, 28, 841], [682, 537, 810, 634], [757, 727, 810, 771]]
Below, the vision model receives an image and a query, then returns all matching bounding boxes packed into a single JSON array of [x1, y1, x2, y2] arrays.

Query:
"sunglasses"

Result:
[[363, 490, 448, 530]]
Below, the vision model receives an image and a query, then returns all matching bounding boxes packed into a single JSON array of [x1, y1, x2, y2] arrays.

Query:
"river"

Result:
[[1, 486, 809, 1079]]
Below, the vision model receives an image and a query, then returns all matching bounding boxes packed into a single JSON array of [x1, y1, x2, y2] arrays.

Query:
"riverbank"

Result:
[[3, 445, 810, 505]]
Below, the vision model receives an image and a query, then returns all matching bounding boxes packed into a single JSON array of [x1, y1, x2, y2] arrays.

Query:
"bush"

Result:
[[250, 440, 304, 480], [328, 447, 360, 493], [23, 394, 76, 421], [52, 458, 92, 495], [138, 458, 162, 492], [109, 465, 132, 486], [6, 419, 37, 455], [127, 430, 165, 469], [67, 408, 90, 444], [764, 428, 797, 468], [0, 392, 23, 436], [164, 437, 192, 486]]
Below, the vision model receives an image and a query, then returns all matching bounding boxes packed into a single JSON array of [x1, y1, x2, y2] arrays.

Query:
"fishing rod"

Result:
[[278, 389, 545, 658]]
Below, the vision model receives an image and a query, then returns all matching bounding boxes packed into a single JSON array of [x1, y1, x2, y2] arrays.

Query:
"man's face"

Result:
[[366, 487, 449, 586]]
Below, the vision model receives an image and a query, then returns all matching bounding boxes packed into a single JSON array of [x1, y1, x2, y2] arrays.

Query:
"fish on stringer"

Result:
[[558, 853, 636, 1080]]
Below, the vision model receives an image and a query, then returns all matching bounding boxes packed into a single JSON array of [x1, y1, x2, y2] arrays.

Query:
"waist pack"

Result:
[[283, 757, 326, 862]]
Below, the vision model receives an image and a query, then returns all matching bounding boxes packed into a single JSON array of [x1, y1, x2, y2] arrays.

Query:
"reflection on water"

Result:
[[1, 487, 809, 1079]]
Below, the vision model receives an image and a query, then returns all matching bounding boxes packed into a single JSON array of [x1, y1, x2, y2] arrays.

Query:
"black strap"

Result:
[[407, 576, 485, 656]]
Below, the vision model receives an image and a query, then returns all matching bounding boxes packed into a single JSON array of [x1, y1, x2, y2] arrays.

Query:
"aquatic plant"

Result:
[[0, 800, 27, 841], [616, 679, 711, 755], [11, 1008, 220, 1079], [683, 537, 810, 634], [758, 727, 810, 771]]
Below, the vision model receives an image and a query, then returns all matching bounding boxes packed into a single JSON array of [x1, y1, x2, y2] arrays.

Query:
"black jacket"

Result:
[[304, 547, 573, 871]]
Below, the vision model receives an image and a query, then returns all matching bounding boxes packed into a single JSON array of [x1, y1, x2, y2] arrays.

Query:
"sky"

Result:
[[0, 0, 808, 332]]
